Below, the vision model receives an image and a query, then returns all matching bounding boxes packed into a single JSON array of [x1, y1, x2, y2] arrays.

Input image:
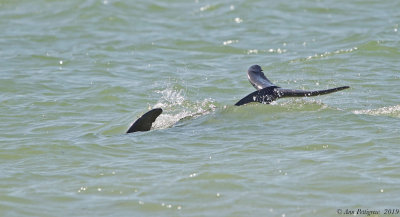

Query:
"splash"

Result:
[[353, 105, 400, 118], [151, 87, 216, 129]]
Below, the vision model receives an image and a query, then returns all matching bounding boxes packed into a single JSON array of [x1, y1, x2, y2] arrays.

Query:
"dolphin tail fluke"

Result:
[[126, 108, 163, 133], [276, 86, 350, 98]]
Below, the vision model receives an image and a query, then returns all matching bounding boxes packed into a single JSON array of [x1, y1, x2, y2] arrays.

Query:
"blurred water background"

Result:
[[1, 0, 399, 216]]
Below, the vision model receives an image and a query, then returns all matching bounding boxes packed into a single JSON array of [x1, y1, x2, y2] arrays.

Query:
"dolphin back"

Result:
[[276, 86, 350, 97], [234, 87, 278, 106], [235, 86, 350, 106]]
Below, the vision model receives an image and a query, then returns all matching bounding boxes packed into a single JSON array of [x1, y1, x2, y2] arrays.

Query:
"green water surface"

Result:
[[1, 0, 399, 216]]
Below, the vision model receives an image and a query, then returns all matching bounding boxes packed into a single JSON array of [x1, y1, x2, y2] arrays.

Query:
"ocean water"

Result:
[[1, 0, 399, 216]]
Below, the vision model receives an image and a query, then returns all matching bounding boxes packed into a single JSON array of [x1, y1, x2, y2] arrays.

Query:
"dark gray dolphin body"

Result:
[[126, 108, 162, 133], [127, 65, 349, 133], [235, 65, 349, 106]]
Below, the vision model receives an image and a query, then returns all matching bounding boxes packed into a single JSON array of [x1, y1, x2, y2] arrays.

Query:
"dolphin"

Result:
[[234, 65, 349, 106], [127, 65, 349, 133]]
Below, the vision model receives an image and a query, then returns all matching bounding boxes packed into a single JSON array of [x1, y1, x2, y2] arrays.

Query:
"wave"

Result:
[[353, 105, 400, 118], [290, 46, 358, 63]]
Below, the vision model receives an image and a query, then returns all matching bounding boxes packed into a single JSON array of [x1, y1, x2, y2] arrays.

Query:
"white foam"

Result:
[[353, 105, 400, 117], [151, 87, 216, 129]]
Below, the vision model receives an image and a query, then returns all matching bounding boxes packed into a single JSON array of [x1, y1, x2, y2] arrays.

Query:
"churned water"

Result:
[[1, 0, 399, 216]]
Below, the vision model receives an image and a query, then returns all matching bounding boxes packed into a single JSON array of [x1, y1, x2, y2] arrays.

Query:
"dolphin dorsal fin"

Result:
[[126, 108, 163, 133], [247, 65, 279, 90]]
